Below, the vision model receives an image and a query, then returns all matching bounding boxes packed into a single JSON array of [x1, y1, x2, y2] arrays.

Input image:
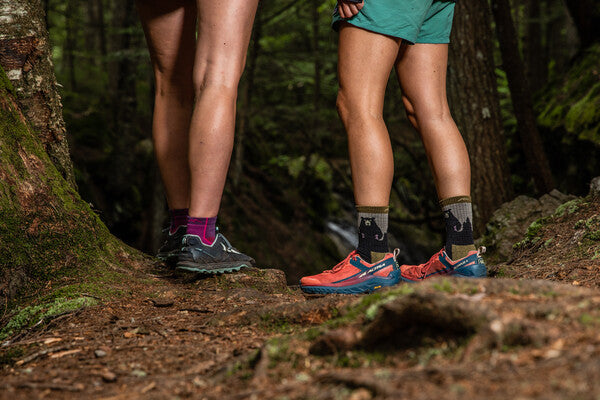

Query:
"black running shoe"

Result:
[[176, 233, 255, 274], [157, 226, 186, 267]]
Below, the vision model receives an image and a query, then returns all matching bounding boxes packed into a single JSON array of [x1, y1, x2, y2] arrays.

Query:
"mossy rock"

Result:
[[478, 190, 576, 262]]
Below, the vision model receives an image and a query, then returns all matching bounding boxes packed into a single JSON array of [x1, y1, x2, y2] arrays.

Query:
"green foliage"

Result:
[[538, 44, 600, 145], [0, 297, 97, 341], [554, 199, 582, 218], [0, 346, 24, 366]]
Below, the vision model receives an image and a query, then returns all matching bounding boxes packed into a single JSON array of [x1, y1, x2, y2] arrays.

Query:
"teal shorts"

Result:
[[333, 0, 455, 44]]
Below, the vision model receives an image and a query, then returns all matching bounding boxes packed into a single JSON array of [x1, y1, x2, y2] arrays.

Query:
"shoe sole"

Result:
[[157, 252, 180, 267], [176, 261, 251, 274], [400, 263, 487, 282], [300, 273, 400, 295]]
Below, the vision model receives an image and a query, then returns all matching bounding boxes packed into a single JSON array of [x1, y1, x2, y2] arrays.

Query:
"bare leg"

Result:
[[395, 43, 471, 199], [188, 0, 259, 218], [136, 0, 196, 209], [337, 24, 401, 206]]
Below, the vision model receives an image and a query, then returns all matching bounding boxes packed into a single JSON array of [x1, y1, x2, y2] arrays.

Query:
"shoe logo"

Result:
[[221, 243, 241, 254], [358, 261, 388, 278]]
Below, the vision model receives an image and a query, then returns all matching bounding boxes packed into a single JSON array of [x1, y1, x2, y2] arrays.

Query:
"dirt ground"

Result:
[[1, 195, 599, 400]]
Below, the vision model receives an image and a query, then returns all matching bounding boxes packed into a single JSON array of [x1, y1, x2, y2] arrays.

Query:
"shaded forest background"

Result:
[[41, 0, 600, 282]]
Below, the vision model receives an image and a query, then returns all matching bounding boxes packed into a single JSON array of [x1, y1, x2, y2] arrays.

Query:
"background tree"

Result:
[[491, 0, 555, 194], [448, 0, 513, 234]]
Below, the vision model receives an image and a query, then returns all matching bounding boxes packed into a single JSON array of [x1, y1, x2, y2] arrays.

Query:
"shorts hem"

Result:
[[415, 38, 451, 44], [333, 19, 416, 44]]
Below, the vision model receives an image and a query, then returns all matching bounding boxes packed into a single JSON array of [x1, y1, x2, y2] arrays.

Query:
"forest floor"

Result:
[[1, 195, 600, 400]]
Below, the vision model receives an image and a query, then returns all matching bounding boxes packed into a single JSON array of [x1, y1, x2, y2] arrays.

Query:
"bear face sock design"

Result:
[[440, 196, 476, 260], [356, 205, 389, 263]]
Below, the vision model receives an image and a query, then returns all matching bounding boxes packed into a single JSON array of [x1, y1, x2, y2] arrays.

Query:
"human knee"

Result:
[[405, 96, 452, 127], [336, 89, 381, 126], [154, 69, 194, 100], [193, 62, 243, 99]]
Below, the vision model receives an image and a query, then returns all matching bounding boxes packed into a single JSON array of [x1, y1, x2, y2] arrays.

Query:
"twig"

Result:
[[178, 308, 211, 314], [4, 309, 82, 347], [80, 293, 103, 301], [16, 382, 84, 392], [15, 344, 72, 366]]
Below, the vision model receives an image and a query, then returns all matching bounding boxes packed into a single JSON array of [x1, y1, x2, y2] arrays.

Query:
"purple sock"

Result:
[[187, 216, 217, 245], [169, 208, 189, 234]]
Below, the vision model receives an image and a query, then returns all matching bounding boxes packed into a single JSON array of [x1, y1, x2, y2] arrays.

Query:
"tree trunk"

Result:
[[0, 0, 143, 302], [448, 1, 513, 234], [523, 0, 547, 93], [233, 5, 262, 188], [64, 0, 77, 91], [0, 65, 136, 301], [0, 0, 76, 186], [312, 0, 321, 112], [490, 0, 555, 194], [563, 0, 600, 48]]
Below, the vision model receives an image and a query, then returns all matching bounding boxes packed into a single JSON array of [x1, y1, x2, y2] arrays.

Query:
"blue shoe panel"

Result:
[[301, 271, 400, 294]]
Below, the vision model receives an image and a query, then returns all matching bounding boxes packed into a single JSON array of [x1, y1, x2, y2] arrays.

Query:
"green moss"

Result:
[[329, 285, 415, 328], [0, 297, 97, 341], [537, 44, 600, 146], [0, 67, 15, 95], [1, 64, 142, 306], [584, 231, 600, 241], [554, 199, 581, 218], [565, 83, 600, 143], [579, 313, 600, 326], [0, 346, 24, 366], [433, 279, 454, 294]]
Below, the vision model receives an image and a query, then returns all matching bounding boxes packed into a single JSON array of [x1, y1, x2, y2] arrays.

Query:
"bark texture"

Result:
[[0, 66, 130, 301], [448, 1, 513, 234], [0, 1, 142, 302], [0, 0, 76, 186], [490, 0, 555, 195]]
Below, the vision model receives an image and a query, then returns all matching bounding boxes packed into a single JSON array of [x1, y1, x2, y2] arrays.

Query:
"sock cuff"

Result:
[[356, 205, 389, 214], [170, 208, 189, 216], [439, 196, 471, 208]]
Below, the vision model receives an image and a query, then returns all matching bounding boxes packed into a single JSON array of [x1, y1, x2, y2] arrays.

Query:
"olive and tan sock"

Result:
[[356, 205, 389, 263], [440, 196, 476, 260]]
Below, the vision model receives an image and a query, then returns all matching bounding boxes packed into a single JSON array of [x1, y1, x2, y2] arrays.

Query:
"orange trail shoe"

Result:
[[400, 247, 487, 282], [300, 250, 400, 294]]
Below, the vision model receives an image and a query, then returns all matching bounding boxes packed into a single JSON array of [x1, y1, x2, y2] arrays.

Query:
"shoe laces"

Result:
[[326, 251, 359, 273]]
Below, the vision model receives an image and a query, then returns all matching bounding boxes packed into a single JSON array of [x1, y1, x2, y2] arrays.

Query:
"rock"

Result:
[[131, 369, 147, 378], [94, 349, 107, 358], [202, 268, 289, 294], [349, 388, 373, 400], [478, 190, 577, 261], [101, 371, 117, 382], [590, 176, 600, 196]]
